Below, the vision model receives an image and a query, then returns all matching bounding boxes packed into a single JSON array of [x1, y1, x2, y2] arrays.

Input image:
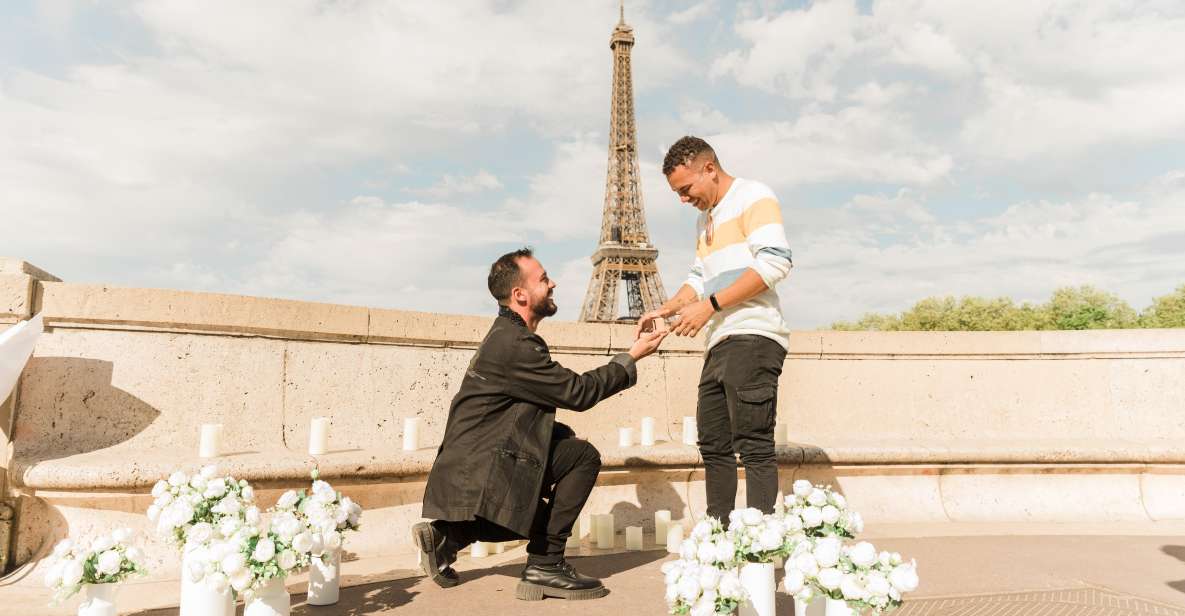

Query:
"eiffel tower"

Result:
[[579, 2, 668, 323]]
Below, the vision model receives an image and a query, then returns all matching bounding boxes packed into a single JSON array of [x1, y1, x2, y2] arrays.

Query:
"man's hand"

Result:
[[672, 299, 715, 337], [628, 329, 669, 361]]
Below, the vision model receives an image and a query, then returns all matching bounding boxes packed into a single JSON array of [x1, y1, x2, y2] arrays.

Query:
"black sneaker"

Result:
[[412, 521, 461, 588], [515, 559, 609, 601]]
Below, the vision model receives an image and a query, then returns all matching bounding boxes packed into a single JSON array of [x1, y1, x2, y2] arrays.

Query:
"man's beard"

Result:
[[532, 294, 558, 318]]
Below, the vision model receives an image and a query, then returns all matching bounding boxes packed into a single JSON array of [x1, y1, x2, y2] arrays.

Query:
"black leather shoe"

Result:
[[515, 559, 609, 601], [412, 521, 461, 588]]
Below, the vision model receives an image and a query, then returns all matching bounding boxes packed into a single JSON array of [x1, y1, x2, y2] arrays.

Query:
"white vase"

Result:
[[824, 597, 856, 616], [180, 549, 234, 616], [794, 597, 826, 616], [244, 577, 291, 616], [77, 583, 117, 616], [737, 562, 776, 616], [307, 548, 341, 606]]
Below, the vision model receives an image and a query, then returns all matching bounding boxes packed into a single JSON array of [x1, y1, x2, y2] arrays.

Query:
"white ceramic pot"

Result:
[[180, 549, 234, 616], [737, 562, 775, 616], [243, 577, 290, 616], [824, 597, 856, 616], [307, 548, 341, 606], [77, 583, 117, 616]]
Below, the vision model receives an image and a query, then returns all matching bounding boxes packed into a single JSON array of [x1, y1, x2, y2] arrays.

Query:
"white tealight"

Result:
[[199, 423, 222, 458], [596, 514, 614, 549], [775, 422, 789, 446], [640, 416, 655, 446], [654, 510, 671, 546], [402, 417, 420, 452], [665, 525, 683, 554], [308, 417, 330, 456], [618, 427, 633, 448], [471, 541, 489, 558], [682, 416, 697, 446], [625, 526, 643, 551]]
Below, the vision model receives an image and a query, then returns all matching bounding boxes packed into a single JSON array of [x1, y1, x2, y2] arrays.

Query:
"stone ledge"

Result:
[[14, 439, 1185, 491]]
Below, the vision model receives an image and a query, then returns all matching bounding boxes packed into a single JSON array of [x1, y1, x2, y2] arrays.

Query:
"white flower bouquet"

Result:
[[232, 508, 315, 597], [43, 528, 146, 603], [783, 479, 863, 539], [147, 465, 256, 549], [727, 507, 795, 563], [663, 519, 746, 615], [782, 538, 919, 613], [270, 469, 362, 559]]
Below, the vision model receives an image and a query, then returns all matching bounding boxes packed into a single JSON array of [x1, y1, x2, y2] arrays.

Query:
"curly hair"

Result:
[[488, 247, 534, 304], [662, 136, 718, 176]]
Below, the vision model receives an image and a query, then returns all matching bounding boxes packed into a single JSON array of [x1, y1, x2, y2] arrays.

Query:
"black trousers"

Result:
[[434, 437, 601, 565], [697, 334, 787, 521]]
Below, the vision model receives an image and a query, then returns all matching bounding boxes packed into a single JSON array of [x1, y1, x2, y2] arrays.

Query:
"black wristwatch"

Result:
[[709, 293, 722, 312]]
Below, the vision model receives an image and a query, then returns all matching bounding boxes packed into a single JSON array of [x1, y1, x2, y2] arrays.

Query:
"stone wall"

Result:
[[4, 259, 1185, 580]]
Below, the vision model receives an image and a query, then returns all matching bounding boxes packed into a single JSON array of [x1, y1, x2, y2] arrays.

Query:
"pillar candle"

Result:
[[618, 427, 633, 448], [402, 417, 420, 451], [775, 422, 789, 446], [199, 423, 222, 458], [682, 416, 697, 445], [566, 517, 581, 548], [308, 417, 330, 455], [494, 542, 506, 554], [471, 541, 489, 558], [654, 510, 671, 546], [625, 526, 643, 551], [665, 525, 683, 554], [774, 491, 785, 514], [596, 513, 614, 549], [640, 416, 655, 446]]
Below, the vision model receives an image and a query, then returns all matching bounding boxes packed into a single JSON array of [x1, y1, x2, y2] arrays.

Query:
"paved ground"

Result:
[[6, 528, 1185, 615]]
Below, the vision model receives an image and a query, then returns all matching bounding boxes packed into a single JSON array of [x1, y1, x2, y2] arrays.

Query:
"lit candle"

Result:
[[199, 423, 222, 458], [308, 417, 330, 456], [665, 525, 683, 554], [775, 422, 789, 446], [596, 513, 614, 549], [654, 510, 671, 546], [566, 518, 581, 548], [402, 417, 420, 451], [618, 427, 633, 448], [625, 526, 643, 551], [471, 541, 489, 558], [640, 416, 655, 446], [682, 416, 697, 445]]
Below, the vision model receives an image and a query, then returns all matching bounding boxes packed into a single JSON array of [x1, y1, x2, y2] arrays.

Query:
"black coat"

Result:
[[421, 312, 637, 536]]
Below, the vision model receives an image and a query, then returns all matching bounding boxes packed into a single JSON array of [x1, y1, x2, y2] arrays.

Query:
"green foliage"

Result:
[[826, 284, 1179, 331], [1141, 285, 1185, 328]]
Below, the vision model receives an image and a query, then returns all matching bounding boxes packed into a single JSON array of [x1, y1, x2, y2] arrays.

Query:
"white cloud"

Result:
[[669, 1, 716, 25], [405, 170, 503, 199]]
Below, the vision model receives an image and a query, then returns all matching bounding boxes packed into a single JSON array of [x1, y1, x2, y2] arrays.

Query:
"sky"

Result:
[[2, 0, 1183, 329]]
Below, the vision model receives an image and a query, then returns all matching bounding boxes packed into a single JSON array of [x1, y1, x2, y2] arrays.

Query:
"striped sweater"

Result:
[[684, 177, 793, 351]]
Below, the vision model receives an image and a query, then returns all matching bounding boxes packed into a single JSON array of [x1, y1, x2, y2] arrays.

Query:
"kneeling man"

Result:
[[415, 248, 667, 601]]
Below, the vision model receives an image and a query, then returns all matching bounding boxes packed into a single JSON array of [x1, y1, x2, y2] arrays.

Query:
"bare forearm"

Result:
[[713, 269, 769, 310], [659, 285, 700, 317]]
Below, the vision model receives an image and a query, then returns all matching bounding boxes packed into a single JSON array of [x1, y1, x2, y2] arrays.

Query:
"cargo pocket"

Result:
[[487, 448, 543, 513], [735, 383, 777, 436]]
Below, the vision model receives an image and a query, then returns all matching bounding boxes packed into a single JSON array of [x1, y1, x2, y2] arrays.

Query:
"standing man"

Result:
[[416, 248, 667, 601], [637, 136, 793, 522]]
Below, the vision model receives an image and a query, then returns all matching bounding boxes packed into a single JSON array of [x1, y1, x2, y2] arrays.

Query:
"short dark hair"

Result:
[[488, 247, 534, 304], [663, 136, 718, 176]]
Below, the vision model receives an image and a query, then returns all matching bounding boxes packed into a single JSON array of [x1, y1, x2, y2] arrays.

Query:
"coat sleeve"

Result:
[[508, 334, 638, 411]]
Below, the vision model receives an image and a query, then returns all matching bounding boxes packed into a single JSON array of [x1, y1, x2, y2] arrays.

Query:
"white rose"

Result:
[[229, 569, 253, 592], [793, 552, 819, 577], [204, 478, 228, 499], [878, 551, 892, 567], [784, 514, 803, 533], [277, 549, 297, 570], [807, 489, 827, 507], [800, 506, 823, 528], [205, 571, 229, 594], [251, 538, 276, 563], [308, 532, 326, 557], [741, 508, 763, 526], [816, 567, 842, 590], [52, 539, 74, 558], [214, 495, 241, 516], [848, 542, 877, 568], [792, 479, 813, 497], [866, 572, 891, 597], [271, 513, 301, 541], [188, 522, 215, 545], [44, 561, 64, 588], [758, 528, 783, 552], [341, 496, 357, 512], [889, 587, 901, 601], [782, 568, 805, 594], [60, 559, 84, 587], [821, 505, 840, 525], [219, 517, 242, 538], [889, 563, 918, 592], [796, 586, 815, 602], [848, 512, 864, 533], [691, 520, 715, 540], [680, 539, 698, 561], [168, 471, 188, 487], [718, 569, 742, 599], [91, 536, 115, 552], [189, 474, 208, 491], [241, 485, 255, 501], [727, 510, 744, 528], [96, 549, 123, 575], [200, 465, 218, 479], [840, 573, 868, 600], [221, 552, 246, 575], [111, 528, 133, 544], [713, 539, 734, 563], [277, 490, 300, 510], [324, 529, 343, 550], [245, 506, 262, 526], [697, 566, 721, 590], [830, 492, 847, 509], [665, 583, 680, 604], [677, 574, 701, 602], [333, 505, 350, 525], [152, 481, 169, 499], [813, 537, 841, 568], [690, 597, 715, 616], [696, 541, 716, 564], [125, 546, 143, 563]]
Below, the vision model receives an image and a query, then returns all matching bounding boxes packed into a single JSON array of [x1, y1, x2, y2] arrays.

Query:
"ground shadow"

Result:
[[1160, 545, 1185, 595], [14, 357, 160, 462], [461, 548, 666, 586], [123, 576, 422, 616]]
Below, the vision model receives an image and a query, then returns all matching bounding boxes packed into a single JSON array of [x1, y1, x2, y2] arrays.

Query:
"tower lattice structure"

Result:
[[579, 4, 668, 323]]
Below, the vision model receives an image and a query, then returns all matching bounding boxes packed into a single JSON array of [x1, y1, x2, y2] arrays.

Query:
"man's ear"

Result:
[[510, 286, 526, 306]]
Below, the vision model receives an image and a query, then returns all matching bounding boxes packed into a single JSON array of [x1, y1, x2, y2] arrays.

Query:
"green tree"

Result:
[[1044, 285, 1138, 330], [1140, 285, 1185, 327], [831, 312, 903, 331]]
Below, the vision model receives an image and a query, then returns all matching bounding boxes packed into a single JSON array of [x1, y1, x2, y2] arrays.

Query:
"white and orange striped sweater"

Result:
[[684, 177, 793, 351]]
